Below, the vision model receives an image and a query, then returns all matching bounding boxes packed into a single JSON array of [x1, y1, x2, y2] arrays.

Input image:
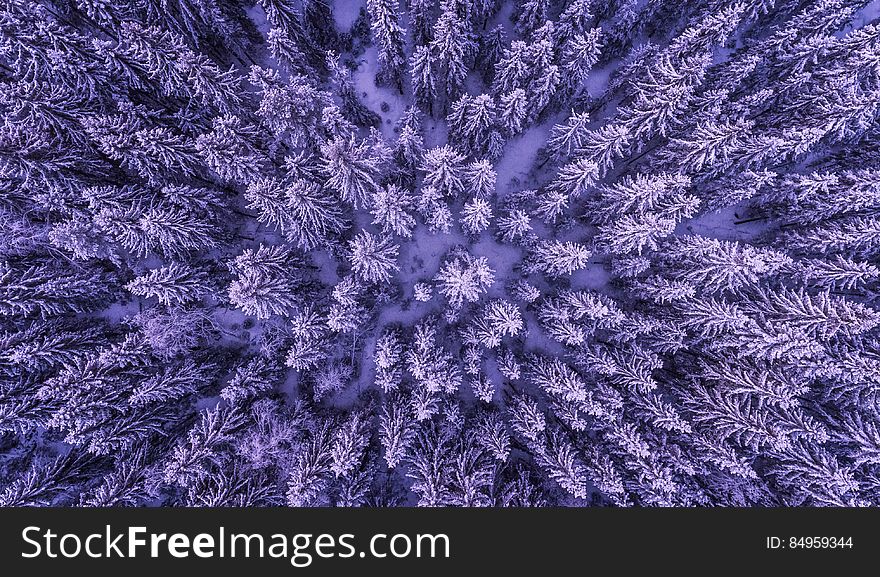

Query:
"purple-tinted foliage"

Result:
[[2, 0, 880, 508]]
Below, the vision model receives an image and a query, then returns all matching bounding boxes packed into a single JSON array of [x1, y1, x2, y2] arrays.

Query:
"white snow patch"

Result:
[[494, 115, 564, 193], [245, 4, 269, 34], [351, 47, 407, 138], [310, 249, 341, 285], [681, 202, 765, 242], [584, 63, 614, 98], [332, 0, 365, 30], [487, 0, 516, 36], [195, 395, 223, 410], [569, 262, 611, 291], [100, 300, 142, 323], [396, 224, 466, 286], [852, 0, 880, 28], [471, 234, 524, 298], [281, 369, 302, 405], [423, 117, 450, 149]]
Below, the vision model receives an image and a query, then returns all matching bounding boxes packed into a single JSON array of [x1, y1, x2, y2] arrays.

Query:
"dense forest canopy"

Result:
[[2, 0, 880, 507]]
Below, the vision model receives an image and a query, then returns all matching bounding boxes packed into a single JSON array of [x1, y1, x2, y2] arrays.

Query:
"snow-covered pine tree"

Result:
[[126, 263, 210, 306], [408, 0, 436, 47], [435, 250, 496, 309], [349, 231, 400, 284], [321, 134, 389, 208], [370, 183, 417, 238], [410, 44, 437, 115], [368, 0, 408, 92], [447, 94, 498, 156], [227, 245, 305, 319], [526, 240, 592, 277], [430, 1, 476, 108], [461, 197, 493, 235], [498, 88, 529, 137], [421, 145, 467, 198]]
